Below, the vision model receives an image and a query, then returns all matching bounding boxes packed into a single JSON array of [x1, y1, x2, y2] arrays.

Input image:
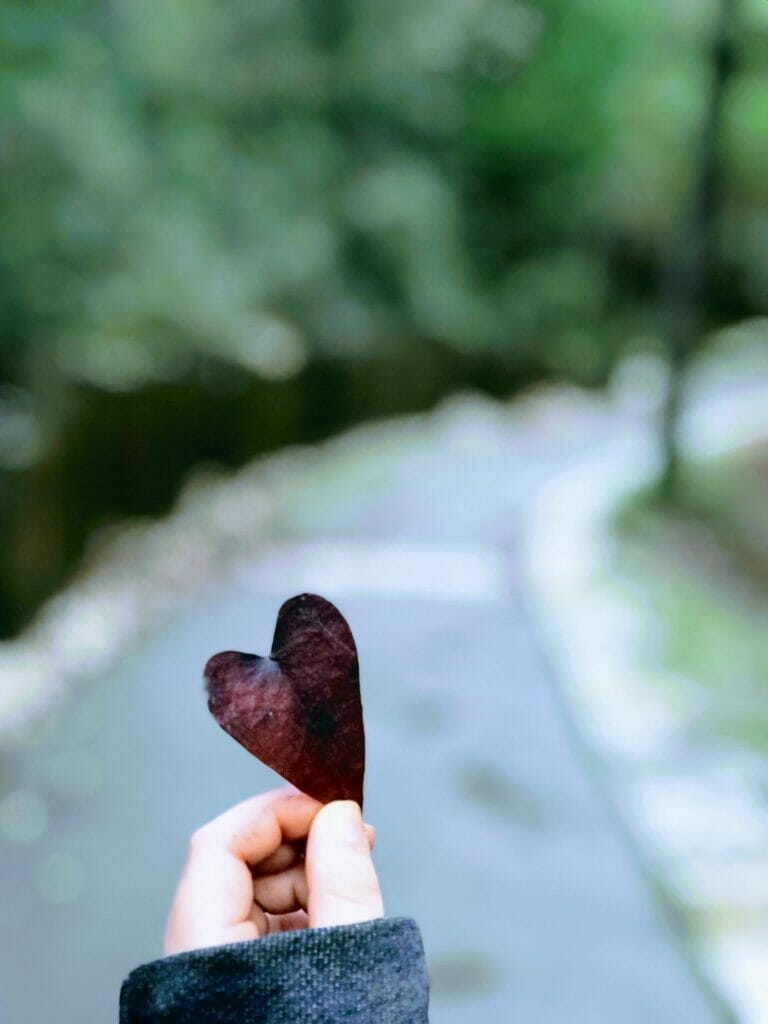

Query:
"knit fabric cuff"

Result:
[[120, 916, 429, 1023]]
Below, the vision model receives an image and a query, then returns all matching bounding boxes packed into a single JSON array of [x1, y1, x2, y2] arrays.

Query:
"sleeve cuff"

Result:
[[120, 916, 429, 1023]]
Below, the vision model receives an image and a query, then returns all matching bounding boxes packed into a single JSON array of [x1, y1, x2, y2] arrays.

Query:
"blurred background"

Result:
[[0, 0, 766, 1021]]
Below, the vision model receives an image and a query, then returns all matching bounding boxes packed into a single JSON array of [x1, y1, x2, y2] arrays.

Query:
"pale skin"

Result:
[[165, 788, 383, 955]]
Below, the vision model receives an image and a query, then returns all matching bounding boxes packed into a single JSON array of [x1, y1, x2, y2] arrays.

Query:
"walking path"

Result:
[[0, 393, 725, 1022]]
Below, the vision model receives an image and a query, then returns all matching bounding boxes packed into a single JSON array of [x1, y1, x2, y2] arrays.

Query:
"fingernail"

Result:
[[338, 801, 363, 840]]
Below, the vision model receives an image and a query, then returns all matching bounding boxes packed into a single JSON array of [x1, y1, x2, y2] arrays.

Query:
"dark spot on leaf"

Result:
[[306, 705, 336, 741]]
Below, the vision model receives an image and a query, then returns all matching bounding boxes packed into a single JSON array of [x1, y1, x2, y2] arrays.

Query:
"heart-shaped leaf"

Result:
[[205, 594, 365, 807]]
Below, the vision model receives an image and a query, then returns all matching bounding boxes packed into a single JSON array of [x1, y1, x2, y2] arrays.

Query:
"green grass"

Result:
[[612, 440, 768, 756]]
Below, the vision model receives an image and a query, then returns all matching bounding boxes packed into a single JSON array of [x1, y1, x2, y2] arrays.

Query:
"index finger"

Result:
[[193, 787, 323, 865]]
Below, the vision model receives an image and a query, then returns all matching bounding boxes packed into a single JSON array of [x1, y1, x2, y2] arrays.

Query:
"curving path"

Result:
[[0, 397, 725, 1023]]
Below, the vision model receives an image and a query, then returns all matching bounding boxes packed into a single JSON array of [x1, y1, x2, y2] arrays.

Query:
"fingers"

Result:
[[192, 788, 322, 865], [246, 907, 309, 939], [253, 864, 309, 914], [250, 827, 375, 914], [256, 910, 309, 934], [165, 842, 258, 954], [251, 841, 304, 877], [164, 790, 379, 955], [252, 826, 374, 878], [164, 788, 322, 955], [306, 801, 384, 929]]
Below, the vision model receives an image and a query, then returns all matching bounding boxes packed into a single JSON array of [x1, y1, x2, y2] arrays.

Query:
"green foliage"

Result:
[[614, 441, 768, 755], [0, 0, 765, 392]]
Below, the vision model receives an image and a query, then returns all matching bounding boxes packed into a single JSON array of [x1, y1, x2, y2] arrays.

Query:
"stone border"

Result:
[[522, 354, 768, 1024], [0, 394, 522, 744], [0, 423, 378, 742]]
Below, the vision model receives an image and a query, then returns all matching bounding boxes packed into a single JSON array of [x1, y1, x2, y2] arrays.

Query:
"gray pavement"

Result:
[[0, 399, 726, 1022]]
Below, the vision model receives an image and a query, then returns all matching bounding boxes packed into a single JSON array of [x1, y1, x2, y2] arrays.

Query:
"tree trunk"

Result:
[[657, 0, 738, 502]]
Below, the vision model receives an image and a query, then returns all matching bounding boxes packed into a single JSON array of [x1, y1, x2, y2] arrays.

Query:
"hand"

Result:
[[164, 788, 383, 955]]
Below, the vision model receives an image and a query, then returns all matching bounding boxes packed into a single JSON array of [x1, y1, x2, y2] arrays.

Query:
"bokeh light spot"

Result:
[[0, 789, 48, 845], [35, 852, 84, 906]]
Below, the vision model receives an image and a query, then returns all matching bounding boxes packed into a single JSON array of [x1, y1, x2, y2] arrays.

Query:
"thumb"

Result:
[[306, 801, 384, 929]]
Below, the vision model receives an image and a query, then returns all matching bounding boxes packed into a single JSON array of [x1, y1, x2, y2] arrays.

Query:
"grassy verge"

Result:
[[613, 439, 768, 757]]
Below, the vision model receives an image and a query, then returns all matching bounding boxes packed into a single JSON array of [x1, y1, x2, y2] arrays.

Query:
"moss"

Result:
[[611, 440, 768, 755]]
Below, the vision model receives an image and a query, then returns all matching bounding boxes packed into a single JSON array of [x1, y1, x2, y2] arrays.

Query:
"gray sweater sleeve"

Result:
[[119, 917, 429, 1023]]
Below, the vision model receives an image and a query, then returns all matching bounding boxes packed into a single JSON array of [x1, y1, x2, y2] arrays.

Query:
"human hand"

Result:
[[164, 788, 383, 955]]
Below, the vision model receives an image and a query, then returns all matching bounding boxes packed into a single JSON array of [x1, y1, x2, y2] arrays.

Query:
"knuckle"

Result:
[[188, 825, 212, 853]]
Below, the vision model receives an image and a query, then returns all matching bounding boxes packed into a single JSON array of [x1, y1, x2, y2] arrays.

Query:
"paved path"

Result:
[[0, 398, 724, 1022]]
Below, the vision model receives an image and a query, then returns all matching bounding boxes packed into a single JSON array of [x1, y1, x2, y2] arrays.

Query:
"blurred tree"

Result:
[[1, 0, 767, 632], [0, 0, 623, 400], [657, 0, 740, 501], [2, 0, 766, 407]]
